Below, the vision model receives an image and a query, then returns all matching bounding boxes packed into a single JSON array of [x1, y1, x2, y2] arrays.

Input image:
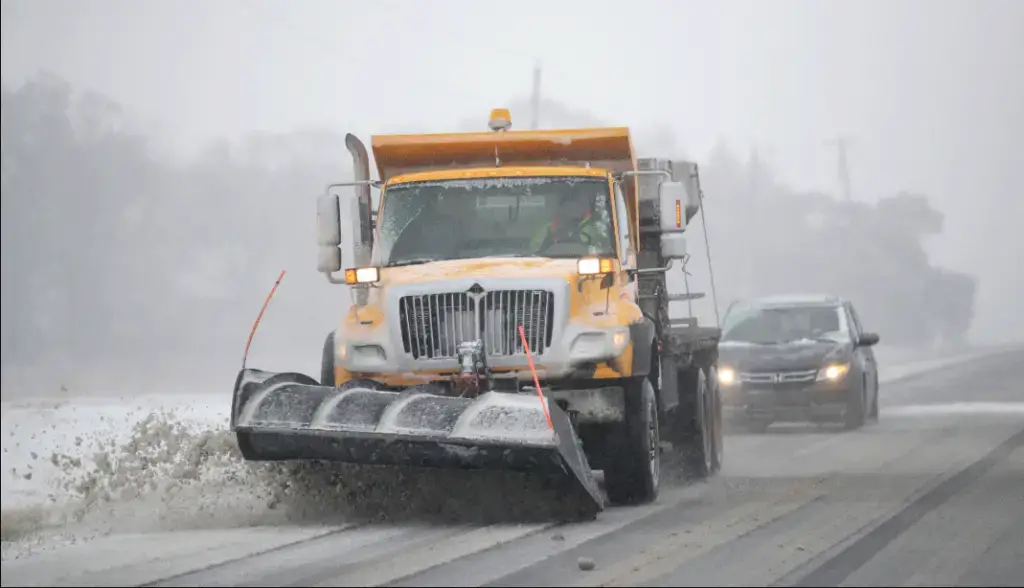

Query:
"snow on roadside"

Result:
[[0, 394, 357, 560], [1, 395, 228, 508], [0, 392, 572, 561]]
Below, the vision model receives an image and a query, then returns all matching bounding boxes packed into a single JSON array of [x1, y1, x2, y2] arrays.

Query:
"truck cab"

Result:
[[318, 110, 699, 395]]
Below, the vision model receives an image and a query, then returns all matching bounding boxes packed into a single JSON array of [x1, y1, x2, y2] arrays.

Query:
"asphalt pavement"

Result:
[[2, 346, 1022, 587]]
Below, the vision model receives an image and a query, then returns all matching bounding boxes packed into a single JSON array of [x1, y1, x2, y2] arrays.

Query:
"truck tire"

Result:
[[321, 331, 336, 387], [604, 376, 661, 505], [680, 367, 722, 477], [705, 366, 724, 474]]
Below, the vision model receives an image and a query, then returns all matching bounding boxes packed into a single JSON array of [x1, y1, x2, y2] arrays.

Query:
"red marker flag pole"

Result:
[[518, 324, 554, 431], [242, 270, 287, 370]]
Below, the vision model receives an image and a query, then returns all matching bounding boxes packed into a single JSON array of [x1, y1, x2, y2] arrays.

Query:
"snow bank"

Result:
[[0, 394, 340, 559]]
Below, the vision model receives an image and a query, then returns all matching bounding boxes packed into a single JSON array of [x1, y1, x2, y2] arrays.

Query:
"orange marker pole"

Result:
[[518, 324, 554, 431], [242, 270, 287, 370]]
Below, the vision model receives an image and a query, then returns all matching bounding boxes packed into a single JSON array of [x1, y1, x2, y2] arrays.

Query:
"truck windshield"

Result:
[[721, 304, 850, 345], [376, 176, 616, 266]]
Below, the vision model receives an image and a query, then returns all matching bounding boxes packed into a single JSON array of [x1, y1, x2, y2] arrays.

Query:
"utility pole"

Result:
[[825, 135, 854, 201], [530, 61, 542, 130]]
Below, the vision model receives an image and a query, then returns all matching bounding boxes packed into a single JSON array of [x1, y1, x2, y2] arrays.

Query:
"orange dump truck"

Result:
[[230, 109, 724, 519]]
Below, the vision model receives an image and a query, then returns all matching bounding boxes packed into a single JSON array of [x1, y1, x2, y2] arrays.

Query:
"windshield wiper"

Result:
[[387, 258, 436, 267], [777, 337, 838, 344]]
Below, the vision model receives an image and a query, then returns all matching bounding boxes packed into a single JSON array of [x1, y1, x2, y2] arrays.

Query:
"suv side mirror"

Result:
[[857, 332, 880, 347], [317, 193, 342, 273]]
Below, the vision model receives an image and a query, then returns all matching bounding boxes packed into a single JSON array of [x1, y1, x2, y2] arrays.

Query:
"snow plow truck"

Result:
[[230, 109, 724, 519]]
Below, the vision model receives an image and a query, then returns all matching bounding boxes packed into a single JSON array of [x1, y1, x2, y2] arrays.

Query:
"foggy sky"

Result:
[[2, 0, 1022, 343]]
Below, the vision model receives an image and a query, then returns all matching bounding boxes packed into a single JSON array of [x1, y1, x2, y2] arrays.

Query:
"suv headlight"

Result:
[[817, 362, 851, 382], [718, 366, 737, 386]]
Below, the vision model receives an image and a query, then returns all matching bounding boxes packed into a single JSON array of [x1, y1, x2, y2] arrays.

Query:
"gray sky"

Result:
[[2, 0, 1022, 342]]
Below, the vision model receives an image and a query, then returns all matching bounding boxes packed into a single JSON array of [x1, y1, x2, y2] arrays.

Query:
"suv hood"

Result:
[[718, 339, 850, 372]]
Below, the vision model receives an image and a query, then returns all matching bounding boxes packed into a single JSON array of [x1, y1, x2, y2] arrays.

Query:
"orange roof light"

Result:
[[488, 108, 512, 132]]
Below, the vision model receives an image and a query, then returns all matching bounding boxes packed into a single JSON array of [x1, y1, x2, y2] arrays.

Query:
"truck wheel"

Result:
[[321, 331, 337, 387], [681, 367, 718, 478], [844, 380, 866, 430], [604, 376, 661, 506]]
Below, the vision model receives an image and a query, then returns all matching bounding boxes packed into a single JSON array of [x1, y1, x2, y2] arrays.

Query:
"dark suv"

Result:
[[717, 294, 881, 433]]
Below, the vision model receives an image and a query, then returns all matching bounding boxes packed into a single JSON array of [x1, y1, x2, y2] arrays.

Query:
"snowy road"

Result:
[[2, 345, 1022, 586]]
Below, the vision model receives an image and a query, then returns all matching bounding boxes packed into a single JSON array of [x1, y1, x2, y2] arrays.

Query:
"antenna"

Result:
[[530, 61, 542, 130]]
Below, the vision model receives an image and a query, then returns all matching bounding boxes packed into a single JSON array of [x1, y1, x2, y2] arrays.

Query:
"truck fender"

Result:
[[321, 330, 337, 386], [628, 318, 657, 378]]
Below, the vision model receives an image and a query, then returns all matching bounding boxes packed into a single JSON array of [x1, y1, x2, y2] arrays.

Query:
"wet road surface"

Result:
[[2, 347, 1022, 587]]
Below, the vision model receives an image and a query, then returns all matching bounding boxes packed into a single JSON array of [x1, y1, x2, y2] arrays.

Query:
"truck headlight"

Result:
[[578, 257, 614, 275], [344, 266, 380, 285], [611, 328, 629, 354], [817, 362, 851, 382]]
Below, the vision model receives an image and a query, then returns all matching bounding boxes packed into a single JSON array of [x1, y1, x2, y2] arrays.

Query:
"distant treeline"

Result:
[[1, 72, 975, 371], [694, 149, 975, 348]]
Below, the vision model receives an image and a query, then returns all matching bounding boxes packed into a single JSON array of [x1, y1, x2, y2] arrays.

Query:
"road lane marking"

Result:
[[875, 446, 1024, 587], [792, 428, 1024, 587], [571, 484, 829, 587], [0, 525, 352, 588], [884, 402, 1024, 417], [694, 425, 1010, 586], [311, 523, 553, 587]]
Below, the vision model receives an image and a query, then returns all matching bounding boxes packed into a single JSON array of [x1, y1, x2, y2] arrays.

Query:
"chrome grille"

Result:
[[740, 369, 818, 384], [399, 290, 555, 360]]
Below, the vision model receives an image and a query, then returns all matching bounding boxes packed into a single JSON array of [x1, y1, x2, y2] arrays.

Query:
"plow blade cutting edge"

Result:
[[230, 368, 605, 518]]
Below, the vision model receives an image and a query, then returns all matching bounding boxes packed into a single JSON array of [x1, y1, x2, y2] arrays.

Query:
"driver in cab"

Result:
[[530, 192, 602, 254]]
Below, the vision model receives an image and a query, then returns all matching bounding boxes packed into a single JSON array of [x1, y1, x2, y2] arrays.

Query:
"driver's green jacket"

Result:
[[530, 213, 603, 253]]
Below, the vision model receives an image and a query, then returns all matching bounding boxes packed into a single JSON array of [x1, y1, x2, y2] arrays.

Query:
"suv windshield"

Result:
[[375, 176, 615, 267], [721, 304, 849, 345]]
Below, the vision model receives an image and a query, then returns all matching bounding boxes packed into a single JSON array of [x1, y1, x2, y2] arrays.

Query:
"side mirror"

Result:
[[857, 332, 880, 347], [658, 180, 700, 232], [317, 193, 342, 273], [660, 232, 687, 260]]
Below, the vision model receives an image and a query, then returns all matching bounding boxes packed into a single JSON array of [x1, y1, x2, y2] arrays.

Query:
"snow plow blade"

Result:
[[230, 368, 605, 518]]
